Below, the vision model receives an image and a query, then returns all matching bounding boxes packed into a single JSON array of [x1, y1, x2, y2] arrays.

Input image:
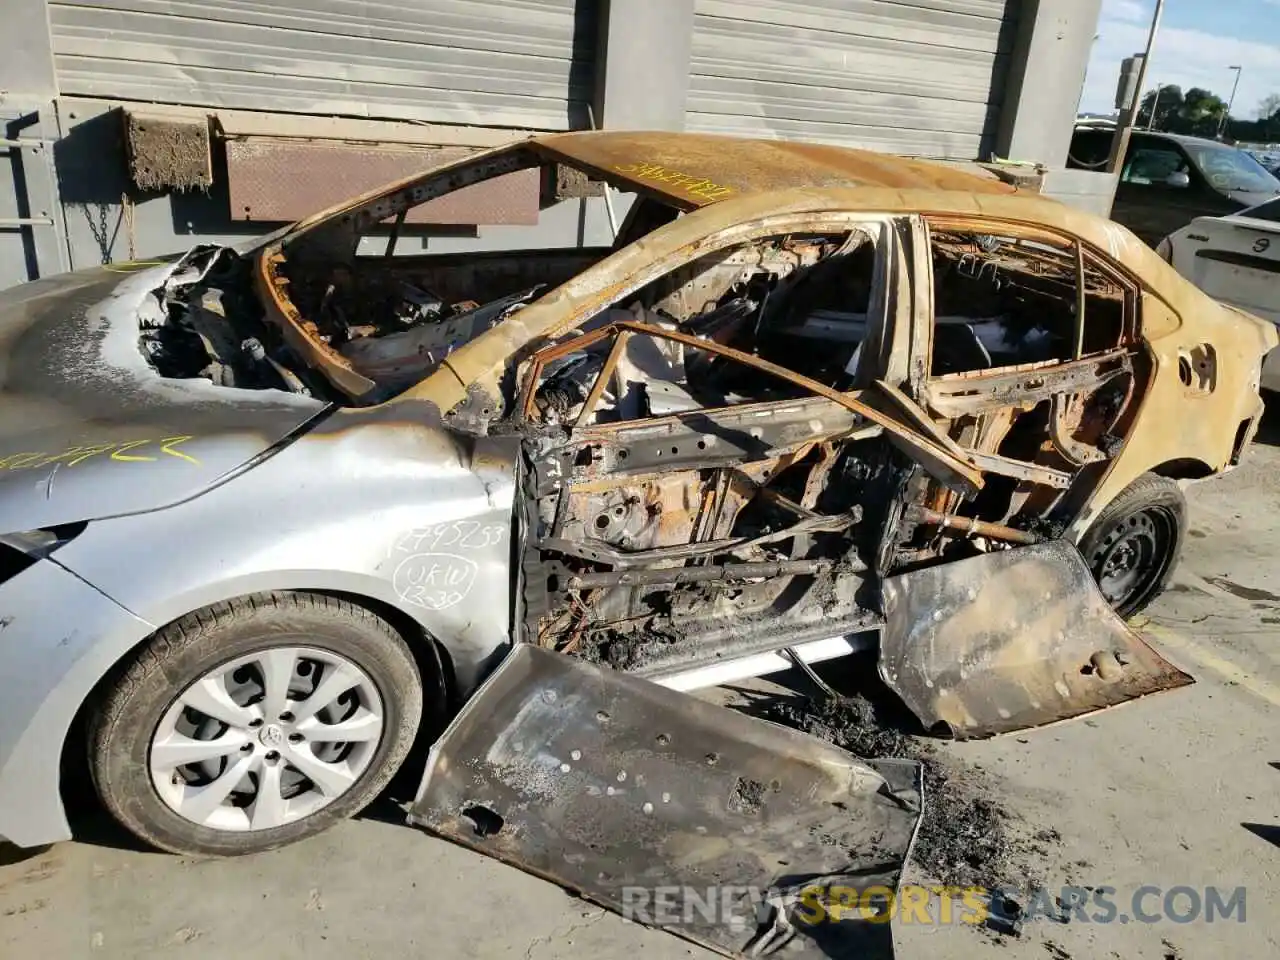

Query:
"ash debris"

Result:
[[757, 679, 1061, 890], [574, 626, 682, 671]]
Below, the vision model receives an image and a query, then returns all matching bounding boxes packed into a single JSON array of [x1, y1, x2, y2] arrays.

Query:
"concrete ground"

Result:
[[3, 412, 1279, 959]]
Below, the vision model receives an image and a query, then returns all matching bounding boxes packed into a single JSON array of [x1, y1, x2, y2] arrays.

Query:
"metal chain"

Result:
[[79, 202, 114, 264]]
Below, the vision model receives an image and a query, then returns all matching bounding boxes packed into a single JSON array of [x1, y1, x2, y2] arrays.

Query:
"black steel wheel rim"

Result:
[[1090, 507, 1178, 612]]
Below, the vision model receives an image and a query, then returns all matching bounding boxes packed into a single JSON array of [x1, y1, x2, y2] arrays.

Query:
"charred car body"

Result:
[[0, 133, 1274, 866]]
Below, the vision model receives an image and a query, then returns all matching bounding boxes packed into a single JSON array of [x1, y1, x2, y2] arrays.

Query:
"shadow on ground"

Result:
[[1241, 822, 1280, 850], [1253, 394, 1280, 446]]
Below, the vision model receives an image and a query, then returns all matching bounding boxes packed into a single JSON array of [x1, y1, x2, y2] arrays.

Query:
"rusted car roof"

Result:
[[532, 131, 1017, 209]]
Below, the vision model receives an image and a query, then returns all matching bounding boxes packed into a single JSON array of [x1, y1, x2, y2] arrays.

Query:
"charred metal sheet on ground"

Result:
[[879, 541, 1193, 739], [411, 645, 922, 959]]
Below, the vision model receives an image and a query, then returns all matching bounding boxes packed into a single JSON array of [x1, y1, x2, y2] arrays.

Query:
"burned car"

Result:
[[0, 132, 1274, 860]]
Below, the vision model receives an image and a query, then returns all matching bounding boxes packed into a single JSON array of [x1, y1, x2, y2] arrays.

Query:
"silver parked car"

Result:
[[0, 132, 1271, 858]]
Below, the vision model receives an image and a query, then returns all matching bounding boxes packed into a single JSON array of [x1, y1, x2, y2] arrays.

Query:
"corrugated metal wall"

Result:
[[47, 0, 597, 130], [687, 0, 1020, 159]]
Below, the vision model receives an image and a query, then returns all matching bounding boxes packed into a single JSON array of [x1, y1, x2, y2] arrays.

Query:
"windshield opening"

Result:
[[1185, 144, 1280, 194], [257, 146, 684, 404]]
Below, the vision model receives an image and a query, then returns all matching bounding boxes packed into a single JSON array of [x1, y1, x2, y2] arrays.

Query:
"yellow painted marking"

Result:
[[613, 161, 735, 201], [109, 439, 158, 462], [159, 436, 200, 464], [0, 436, 201, 471], [1139, 620, 1280, 709], [0, 452, 44, 470], [67, 442, 122, 466]]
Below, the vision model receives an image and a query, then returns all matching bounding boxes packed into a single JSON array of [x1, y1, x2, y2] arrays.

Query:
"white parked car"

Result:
[[1159, 197, 1280, 391]]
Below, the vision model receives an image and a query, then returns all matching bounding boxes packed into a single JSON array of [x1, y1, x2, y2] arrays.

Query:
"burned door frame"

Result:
[[895, 214, 1146, 562], [506, 211, 989, 665]]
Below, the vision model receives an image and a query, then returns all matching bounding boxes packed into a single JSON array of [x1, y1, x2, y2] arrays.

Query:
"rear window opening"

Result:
[[928, 228, 1128, 377]]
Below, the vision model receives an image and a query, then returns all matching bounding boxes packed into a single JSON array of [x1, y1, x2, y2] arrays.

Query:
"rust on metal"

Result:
[[567, 558, 833, 589], [241, 129, 1274, 555], [959, 449, 1073, 489], [907, 505, 1041, 546], [574, 330, 632, 429], [521, 319, 985, 495], [1049, 393, 1109, 466], [924, 351, 1133, 419], [255, 252, 376, 398], [532, 131, 1017, 210]]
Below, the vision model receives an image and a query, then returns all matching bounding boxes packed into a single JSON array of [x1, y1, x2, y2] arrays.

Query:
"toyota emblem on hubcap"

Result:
[[259, 724, 285, 748]]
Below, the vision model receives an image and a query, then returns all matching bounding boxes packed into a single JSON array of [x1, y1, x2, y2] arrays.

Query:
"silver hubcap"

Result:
[[149, 647, 385, 832]]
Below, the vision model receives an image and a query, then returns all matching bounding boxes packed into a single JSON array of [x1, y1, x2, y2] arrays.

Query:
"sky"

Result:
[[1079, 0, 1280, 118]]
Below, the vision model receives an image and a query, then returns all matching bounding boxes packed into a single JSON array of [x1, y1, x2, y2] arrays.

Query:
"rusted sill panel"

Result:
[[567, 558, 833, 589], [539, 507, 859, 569]]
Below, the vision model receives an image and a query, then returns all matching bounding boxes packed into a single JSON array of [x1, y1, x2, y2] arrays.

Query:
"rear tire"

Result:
[[1079, 474, 1187, 619], [89, 593, 423, 857]]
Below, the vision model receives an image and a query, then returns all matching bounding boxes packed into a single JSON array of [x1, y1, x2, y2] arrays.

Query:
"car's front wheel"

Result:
[[1080, 473, 1187, 619], [89, 593, 423, 856]]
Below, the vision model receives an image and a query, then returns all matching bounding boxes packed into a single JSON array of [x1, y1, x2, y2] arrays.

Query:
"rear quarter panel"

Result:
[[1069, 291, 1274, 538]]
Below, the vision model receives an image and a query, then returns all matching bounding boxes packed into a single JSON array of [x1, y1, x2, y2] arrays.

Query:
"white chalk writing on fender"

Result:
[[393, 553, 479, 611], [389, 520, 505, 611], [393, 520, 506, 554]]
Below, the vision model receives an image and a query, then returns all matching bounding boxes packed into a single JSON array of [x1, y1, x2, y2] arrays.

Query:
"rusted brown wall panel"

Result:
[[226, 138, 539, 225]]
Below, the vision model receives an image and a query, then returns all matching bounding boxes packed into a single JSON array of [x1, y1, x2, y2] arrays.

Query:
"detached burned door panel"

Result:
[[893, 219, 1145, 561]]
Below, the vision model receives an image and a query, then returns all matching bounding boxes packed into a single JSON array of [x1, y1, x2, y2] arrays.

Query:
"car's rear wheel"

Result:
[[1080, 474, 1187, 619], [89, 593, 423, 856]]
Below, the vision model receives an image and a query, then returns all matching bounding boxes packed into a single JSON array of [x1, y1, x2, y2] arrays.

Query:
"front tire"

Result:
[[1080, 474, 1187, 619], [89, 593, 423, 857]]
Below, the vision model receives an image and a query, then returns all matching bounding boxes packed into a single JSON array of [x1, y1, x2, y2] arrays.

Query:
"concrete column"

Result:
[[594, 0, 696, 130], [995, 0, 1103, 168], [0, 0, 57, 99]]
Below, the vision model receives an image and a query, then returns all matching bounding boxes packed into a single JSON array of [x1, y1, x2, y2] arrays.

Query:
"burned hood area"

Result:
[[0, 257, 325, 530]]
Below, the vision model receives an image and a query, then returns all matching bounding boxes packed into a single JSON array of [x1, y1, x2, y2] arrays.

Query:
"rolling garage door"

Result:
[[46, 0, 597, 130], [687, 0, 1020, 159]]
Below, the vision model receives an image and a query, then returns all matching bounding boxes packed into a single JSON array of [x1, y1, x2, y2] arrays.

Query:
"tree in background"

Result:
[[1180, 88, 1229, 137], [1136, 84, 1183, 130], [1134, 85, 1237, 138], [1226, 95, 1280, 144], [1134, 86, 1280, 144]]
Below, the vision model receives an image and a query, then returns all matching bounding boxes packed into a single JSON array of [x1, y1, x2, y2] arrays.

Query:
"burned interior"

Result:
[[514, 219, 1146, 672], [137, 146, 678, 403], [130, 142, 1148, 676]]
